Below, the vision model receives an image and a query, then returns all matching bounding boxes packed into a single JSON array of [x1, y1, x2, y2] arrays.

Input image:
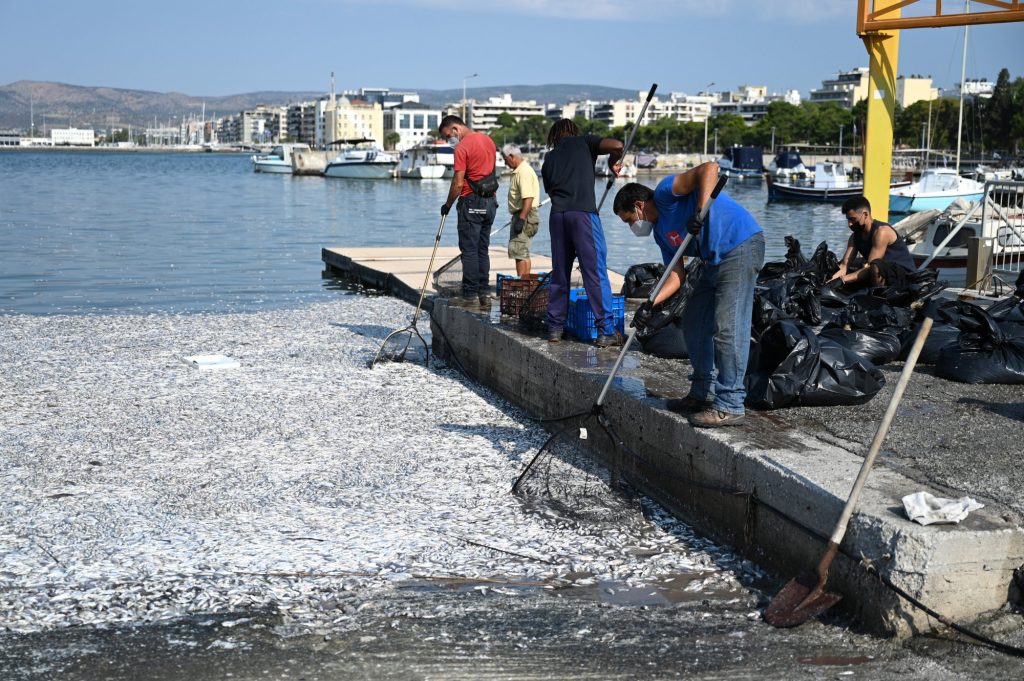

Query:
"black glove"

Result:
[[631, 301, 655, 331], [686, 211, 705, 236], [511, 215, 525, 237], [441, 203, 451, 216]]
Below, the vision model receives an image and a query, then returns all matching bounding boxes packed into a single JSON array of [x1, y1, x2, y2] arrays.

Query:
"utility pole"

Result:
[[839, 124, 844, 159], [702, 81, 714, 158]]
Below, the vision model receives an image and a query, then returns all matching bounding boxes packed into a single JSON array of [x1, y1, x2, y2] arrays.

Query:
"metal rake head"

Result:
[[369, 324, 428, 368]]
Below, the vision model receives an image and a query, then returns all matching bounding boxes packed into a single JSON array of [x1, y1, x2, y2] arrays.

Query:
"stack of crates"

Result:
[[567, 293, 626, 341]]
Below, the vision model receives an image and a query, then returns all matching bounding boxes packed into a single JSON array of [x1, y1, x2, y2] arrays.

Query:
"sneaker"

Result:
[[666, 395, 714, 414], [594, 332, 624, 348], [547, 328, 564, 343], [688, 409, 745, 428]]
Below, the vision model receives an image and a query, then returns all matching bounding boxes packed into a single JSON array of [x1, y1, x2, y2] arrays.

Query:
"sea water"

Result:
[[0, 151, 849, 315]]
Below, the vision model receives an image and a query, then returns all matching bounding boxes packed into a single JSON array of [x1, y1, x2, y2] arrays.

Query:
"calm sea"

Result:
[[0, 151, 849, 315]]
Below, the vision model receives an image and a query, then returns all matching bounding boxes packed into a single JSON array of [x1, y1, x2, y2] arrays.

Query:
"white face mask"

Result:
[[629, 203, 654, 237], [447, 136, 459, 146]]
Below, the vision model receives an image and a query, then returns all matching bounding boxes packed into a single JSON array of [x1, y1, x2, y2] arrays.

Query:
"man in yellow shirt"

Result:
[[501, 144, 540, 276]]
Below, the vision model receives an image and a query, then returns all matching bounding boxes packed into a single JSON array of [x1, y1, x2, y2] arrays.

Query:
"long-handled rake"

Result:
[[511, 176, 728, 513], [370, 213, 448, 368]]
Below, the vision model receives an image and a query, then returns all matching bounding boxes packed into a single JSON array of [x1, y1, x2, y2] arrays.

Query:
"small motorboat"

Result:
[[889, 168, 985, 214], [767, 162, 911, 202], [398, 144, 447, 179], [767, 148, 809, 180], [718, 145, 765, 180], [323, 139, 399, 179], [251, 143, 310, 174]]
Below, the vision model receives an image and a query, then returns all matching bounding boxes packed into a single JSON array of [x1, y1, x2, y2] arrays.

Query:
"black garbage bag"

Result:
[[760, 273, 822, 326], [635, 259, 704, 340], [900, 299, 964, 364], [758, 235, 808, 283], [833, 293, 915, 332], [806, 241, 840, 284], [986, 293, 1024, 323], [870, 268, 943, 308], [751, 292, 792, 341], [935, 304, 1024, 384], [819, 280, 852, 309], [745, 320, 886, 409], [637, 320, 689, 359], [622, 263, 665, 299], [819, 326, 903, 365]]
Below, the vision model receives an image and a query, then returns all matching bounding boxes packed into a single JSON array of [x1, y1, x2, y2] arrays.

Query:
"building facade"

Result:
[[895, 76, 939, 107], [383, 102, 442, 150], [51, 127, 95, 146], [317, 97, 383, 147], [810, 67, 870, 108], [467, 94, 544, 132]]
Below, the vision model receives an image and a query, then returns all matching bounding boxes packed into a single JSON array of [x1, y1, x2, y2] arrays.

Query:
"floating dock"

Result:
[[323, 246, 1024, 637]]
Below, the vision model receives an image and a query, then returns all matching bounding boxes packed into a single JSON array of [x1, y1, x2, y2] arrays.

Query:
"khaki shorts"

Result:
[[508, 219, 539, 260]]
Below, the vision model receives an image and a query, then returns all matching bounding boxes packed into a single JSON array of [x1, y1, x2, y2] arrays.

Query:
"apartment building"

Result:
[[383, 102, 443, 150], [317, 97, 383, 147], [809, 67, 870, 108], [896, 76, 939, 107], [467, 94, 545, 132]]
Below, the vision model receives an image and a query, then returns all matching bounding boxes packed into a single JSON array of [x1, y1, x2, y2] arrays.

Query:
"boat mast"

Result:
[[955, 0, 969, 173]]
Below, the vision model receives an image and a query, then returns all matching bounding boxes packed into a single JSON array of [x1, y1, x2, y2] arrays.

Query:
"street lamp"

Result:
[[462, 73, 478, 122], [702, 81, 714, 158], [839, 124, 844, 159], [771, 126, 776, 154], [713, 128, 718, 156]]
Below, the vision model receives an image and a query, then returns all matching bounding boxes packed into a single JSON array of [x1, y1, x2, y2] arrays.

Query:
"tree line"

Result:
[[487, 68, 1022, 160]]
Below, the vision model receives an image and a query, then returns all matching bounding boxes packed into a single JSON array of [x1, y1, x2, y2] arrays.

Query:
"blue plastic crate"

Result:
[[567, 294, 626, 341]]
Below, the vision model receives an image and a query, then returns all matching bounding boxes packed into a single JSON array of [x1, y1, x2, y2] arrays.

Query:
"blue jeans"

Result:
[[682, 232, 764, 414]]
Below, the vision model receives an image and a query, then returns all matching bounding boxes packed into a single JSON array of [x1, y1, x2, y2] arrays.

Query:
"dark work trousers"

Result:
[[456, 193, 497, 297], [545, 210, 615, 335]]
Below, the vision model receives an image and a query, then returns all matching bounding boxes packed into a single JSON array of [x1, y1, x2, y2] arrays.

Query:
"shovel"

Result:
[[764, 316, 933, 627]]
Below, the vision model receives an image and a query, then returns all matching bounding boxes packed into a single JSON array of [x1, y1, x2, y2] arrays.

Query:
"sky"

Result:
[[1, 0, 1021, 98]]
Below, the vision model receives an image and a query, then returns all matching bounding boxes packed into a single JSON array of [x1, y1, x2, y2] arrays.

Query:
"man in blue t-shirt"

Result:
[[541, 118, 624, 347], [613, 163, 765, 427]]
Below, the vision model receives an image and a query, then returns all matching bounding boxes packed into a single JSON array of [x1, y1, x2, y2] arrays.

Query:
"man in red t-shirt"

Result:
[[440, 115, 497, 306]]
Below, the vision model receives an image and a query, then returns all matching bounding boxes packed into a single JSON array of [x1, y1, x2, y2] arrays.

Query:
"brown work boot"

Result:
[[666, 395, 714, 414], [547, 328, 565, 343], [688, 408, 745, 428], [594, 331, 624, 348]]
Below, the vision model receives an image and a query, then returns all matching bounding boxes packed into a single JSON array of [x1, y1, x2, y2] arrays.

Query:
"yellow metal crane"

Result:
[[857, 0, 1023, 220]]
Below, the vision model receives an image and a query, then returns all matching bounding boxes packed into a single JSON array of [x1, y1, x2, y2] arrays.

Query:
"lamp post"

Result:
[[702, 81, 714, 158], [839, 124, 844, 160], [713, 128, 718, 156], [462, 73, 478, 122], [771, 126, 776, 154]]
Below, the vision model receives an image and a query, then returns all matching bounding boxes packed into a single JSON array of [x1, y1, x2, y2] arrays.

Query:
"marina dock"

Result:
[[324, 247, 1024, 637]]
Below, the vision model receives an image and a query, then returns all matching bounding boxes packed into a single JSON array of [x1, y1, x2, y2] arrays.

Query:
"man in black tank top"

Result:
[[831, 196, 917, 287]]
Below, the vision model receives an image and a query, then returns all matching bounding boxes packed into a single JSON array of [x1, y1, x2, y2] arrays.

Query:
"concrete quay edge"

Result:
[[429, 300, 1024, 637]]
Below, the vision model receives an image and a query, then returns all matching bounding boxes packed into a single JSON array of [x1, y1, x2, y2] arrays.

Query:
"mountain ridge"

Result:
[[0, 80, 639, 130]]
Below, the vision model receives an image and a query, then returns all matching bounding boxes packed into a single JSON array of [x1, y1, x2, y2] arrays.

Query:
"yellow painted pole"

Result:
[[861, 0, 901, 222]]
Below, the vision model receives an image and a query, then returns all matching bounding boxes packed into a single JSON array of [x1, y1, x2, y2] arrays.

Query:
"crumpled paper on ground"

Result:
[[902, 491, 984, 525]]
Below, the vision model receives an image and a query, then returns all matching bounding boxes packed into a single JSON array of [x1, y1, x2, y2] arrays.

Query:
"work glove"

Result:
[[440, 203, 451, 216], [511, 215, 525, 237], [686, 211, 705, 236], [631, 301, 655, 331]]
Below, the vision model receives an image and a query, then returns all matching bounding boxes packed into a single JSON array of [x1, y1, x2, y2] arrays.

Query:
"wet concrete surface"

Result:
[[3, 582, 1023, 680]]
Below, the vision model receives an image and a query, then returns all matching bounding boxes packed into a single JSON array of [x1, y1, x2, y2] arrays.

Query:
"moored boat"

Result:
[[398, 144, 447, 179], [889, 168, 986, 214], [718, 145, 765, 180], [767, 162, 911, 202], [251, 143, 310, 174], [323, 139, 398, 179], [768, 148, 809, 180]]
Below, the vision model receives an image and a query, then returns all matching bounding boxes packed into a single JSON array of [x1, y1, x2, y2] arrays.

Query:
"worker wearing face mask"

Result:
[[613, 163, 764, 428]]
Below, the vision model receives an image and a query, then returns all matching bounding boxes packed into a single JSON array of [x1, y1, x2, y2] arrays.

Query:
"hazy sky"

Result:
[[2, 0, 1021, 97]]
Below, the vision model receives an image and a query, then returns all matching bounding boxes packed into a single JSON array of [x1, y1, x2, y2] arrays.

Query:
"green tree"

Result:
[[383, 131, 401, 150], [495, 112, 517, 128], [983, 68, 1014, 156]]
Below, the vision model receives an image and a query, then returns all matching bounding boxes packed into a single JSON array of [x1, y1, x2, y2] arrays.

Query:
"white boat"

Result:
[[889, 168, 986, 214], [768, 162, 911, 202], [251, 143, 310, 173], [768, 148, 809, 180], [595, 154, 637, 178], [718, 145, 765, 180], [900, 181, 1024, 287], [398, 144, 447, 179], [323, 139, 399, 179]]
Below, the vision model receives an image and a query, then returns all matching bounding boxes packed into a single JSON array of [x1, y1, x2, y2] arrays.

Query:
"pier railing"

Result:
[[982, 181, 1024, 293]]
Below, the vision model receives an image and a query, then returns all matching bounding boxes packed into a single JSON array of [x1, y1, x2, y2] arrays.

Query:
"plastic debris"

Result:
[[902, 491, 984, 525]]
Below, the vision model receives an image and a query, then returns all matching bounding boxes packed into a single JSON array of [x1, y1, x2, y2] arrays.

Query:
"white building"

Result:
[[316, 97, 383, 147], [51, 127, 95, 146], [594, 91, 714, 128], [810, 67, 870, 108], [711, 87, 801, 123], [383, 102, 442, 150], [467, 94, 545, 132], [942, 78, 995, 100]]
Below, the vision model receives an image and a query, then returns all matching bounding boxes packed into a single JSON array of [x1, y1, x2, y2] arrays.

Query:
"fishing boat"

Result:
[[323, 139, 399, 179], [397, 144, 447, 179], [767, 162, 911, 202], [889, 167, 985, 214], [901, 181, 1024, 287], [718, 145, 765, 180], [767, 148, 809, 180], [251, 143, 310, 174]]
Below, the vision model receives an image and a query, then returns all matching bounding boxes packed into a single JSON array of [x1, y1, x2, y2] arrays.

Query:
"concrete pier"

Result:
[[322, 247, 1024, 637]]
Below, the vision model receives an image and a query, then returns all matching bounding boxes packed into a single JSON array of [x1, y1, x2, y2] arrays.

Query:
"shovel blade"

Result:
[[763, 572, 842, 628]]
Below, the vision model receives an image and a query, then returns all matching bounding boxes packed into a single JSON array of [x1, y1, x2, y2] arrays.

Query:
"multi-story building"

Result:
[[466, 94, 545, 132], [896, 76, 939, 107], [317, 97, 383, 147], [287, 101, 319, 145], [51, 128, 95, 146], [711, 88, 800, 123], [383, 102, 443, 150], [546, 100, 601, 121], [810, 67, 870, 108], [344, 87, 420, 109], [215, 105, 287, 144], [594, 91, 715, 128], [942, 78, 995, 100]]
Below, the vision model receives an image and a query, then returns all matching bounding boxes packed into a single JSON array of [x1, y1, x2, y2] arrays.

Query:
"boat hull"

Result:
[[889, 192, 986, 214], [768, 178, 912, 202], [323, 162, 397, 179], [253, 161, 293, 174], [398, 165, 446, 179]]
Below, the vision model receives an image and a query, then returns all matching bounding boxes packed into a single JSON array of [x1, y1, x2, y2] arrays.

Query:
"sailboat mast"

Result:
[[955, 0, 969, 173]]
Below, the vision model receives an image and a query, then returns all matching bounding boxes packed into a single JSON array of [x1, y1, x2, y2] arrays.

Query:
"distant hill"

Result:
[[0, 80, 638, 131]]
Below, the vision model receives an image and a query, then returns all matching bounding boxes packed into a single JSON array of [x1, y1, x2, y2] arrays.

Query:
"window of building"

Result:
[[413, 114, 424, 129]]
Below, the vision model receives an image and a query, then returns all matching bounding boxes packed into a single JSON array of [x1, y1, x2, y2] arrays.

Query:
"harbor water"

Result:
[[0, 151, 850, 316]]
